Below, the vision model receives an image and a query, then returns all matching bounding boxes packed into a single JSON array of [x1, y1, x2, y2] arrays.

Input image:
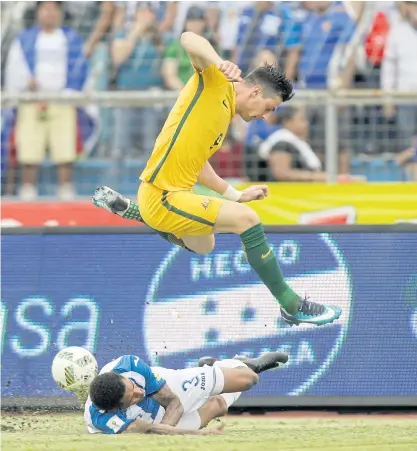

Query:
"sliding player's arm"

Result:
[[180, 31, 242, 81], [150, 384, 184, 427], [197, 162, 269, 203], [125, 419, 224, 435]]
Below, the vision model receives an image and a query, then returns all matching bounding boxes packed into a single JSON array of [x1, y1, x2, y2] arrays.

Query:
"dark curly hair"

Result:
[[245, 63, 294, 102], [89, 372, 126, 411]]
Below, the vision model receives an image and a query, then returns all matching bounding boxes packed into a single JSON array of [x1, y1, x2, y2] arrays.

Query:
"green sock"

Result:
[[240, 224, 300, 315], [122, 200, 142, 222]]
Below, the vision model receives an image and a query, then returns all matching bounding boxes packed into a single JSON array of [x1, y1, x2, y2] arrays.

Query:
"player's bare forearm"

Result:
[[126, 419, 200, 435], [150, 384, 184, 426], [159, 398, 184, 426], [148, 423, 224, 436], [197, 162, 228, 195], [148, 424, 200, 435], [180, 32, 223, 71]]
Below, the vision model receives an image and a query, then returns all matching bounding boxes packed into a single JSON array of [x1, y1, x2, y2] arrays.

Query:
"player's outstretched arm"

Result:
[[125, 419, 224, 435], [180, 32, 242, 81], [150, 384, 184, 427]]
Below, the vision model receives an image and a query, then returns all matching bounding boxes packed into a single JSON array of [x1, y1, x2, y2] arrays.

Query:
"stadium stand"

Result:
[[1, 1, 417, 198]]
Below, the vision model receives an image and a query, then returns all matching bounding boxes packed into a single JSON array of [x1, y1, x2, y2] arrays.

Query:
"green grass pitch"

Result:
[[2, 412, 417, 451]]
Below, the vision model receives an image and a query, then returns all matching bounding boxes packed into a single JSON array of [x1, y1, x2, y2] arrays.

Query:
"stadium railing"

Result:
[[2, 90, 417, 196]]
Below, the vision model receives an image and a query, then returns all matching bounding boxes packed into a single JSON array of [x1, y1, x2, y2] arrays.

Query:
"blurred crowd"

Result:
[[1, 1, 417, 199]]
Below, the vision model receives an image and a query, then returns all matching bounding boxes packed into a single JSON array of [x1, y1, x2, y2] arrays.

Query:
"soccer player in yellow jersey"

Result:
[[93, 32, 342, 327]]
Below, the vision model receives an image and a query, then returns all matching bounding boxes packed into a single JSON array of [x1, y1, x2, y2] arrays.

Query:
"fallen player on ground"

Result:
[[84, 352, 288, 435]]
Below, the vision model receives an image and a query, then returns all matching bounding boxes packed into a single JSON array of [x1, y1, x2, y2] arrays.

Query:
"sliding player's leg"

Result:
[[198, 351, 289, 372], [213, 200, 342, 326], [197, 395, 228, 428], [196, 356, 284, 428], [173, 358, 258, 430]]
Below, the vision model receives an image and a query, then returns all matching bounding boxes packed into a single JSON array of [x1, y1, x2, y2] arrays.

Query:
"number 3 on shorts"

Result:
[[181, 376, 200, 392]]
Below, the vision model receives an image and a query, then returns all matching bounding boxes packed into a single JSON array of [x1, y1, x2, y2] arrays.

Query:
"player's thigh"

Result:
[[176, 395, 227, 430], [219, 367, 258, 393], [138, 182, 223, 238], [197, 395, 228, 428], [213, 200, 260, 235], [182, 234, 215, 254], [48, 105, 77, 164], [15, 104, 47, 164], [157, 366, 224, 414], [175, 411, 201, 430], [164, 190, 224, 238]]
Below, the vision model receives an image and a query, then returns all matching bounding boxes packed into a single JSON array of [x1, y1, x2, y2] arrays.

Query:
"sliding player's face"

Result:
[[120, 377, 146, 409], [238, 86, 283, 123]]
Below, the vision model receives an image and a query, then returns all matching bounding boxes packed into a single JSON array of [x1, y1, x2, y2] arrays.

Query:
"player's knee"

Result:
[[233, 206, 260, 234], [244, 370, 259, 390], [183, 236, 215, 254], [194, 239, 215, 255]]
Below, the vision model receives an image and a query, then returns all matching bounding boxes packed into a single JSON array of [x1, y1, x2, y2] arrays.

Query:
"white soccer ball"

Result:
[[52, 346, 98, 393]]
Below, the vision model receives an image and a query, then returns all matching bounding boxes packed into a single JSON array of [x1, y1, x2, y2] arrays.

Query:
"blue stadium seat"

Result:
[[350, 156, 403, 182]]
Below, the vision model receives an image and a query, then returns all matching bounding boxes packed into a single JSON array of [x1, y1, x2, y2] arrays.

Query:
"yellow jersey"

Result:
[[140, 64, 236, 191]]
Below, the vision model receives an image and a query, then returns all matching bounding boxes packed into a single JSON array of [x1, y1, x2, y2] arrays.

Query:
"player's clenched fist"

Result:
[[239, 185, 269, 203], [219, 60, 243, 82]]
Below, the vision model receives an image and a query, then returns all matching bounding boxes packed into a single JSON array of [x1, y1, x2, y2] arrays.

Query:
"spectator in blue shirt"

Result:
[[295, 1, 356, 88], [111, 4, 163, 165], [286, 2, 355, 174], [236, 1, 301, 80]]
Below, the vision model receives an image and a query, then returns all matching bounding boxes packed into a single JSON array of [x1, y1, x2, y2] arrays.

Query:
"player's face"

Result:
[[237, 86, 283, 123], [120, 377, 146, 409]]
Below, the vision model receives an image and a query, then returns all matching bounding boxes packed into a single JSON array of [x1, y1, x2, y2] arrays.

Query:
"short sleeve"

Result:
[[92, 410, 134, 434], [199, 64, 228, 88], [128, 356, 166, 395], [270, 141, 298, 155]]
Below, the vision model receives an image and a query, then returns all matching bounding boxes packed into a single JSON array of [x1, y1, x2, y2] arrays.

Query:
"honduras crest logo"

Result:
[[143, 233, 353, 396]]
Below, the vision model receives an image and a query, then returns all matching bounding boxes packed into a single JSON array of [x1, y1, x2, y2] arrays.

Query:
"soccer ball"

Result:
[[52, 346, 98, 393]]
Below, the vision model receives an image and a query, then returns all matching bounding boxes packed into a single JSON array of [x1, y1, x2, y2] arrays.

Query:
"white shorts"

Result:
[[151, 365, 224, 429]]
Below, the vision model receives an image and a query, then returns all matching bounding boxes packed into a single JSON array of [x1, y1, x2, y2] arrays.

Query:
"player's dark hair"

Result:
[[89, 372, 126, 411], [245, 64, 294, 102]]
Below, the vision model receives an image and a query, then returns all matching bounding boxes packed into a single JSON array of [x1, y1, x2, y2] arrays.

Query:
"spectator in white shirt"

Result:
[[381, 1, 417, 149], [5, 1, 89, 200]]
